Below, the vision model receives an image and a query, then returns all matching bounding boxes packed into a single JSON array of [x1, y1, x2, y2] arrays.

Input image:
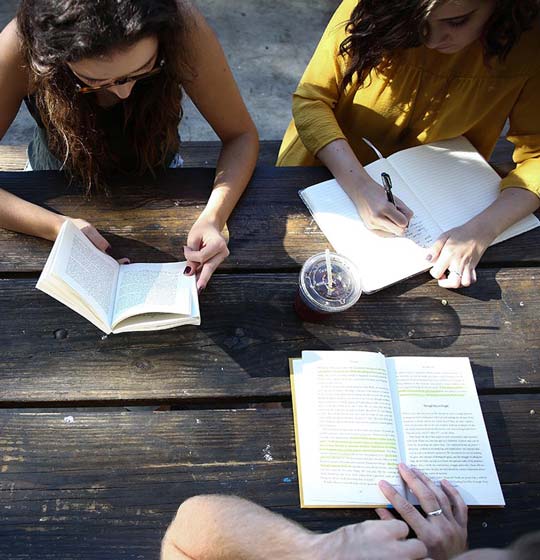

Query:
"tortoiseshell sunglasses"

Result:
[[74, 59, 165, 94]]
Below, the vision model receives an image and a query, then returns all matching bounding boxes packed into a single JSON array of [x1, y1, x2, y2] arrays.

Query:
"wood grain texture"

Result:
[[1, 268, 538, 405], [0, 166, 539, 273], [1, 399, 538, 558], [0, 141, 282, 171]]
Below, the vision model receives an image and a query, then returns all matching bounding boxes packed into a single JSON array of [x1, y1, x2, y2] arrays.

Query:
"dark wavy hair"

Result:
[[17, 0, 194, 193], [339, 0, 540, 91]]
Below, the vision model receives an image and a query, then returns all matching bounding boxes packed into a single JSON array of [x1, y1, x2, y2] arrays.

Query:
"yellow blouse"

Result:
[[277, 0, 540, 197]]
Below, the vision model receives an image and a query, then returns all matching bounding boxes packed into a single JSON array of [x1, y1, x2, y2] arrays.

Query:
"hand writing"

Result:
[[354, 177, 414, 236]]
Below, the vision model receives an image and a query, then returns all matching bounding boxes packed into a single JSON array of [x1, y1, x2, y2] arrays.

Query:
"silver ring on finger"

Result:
[[426, 508, 444, 517], [448, 269, 462, 278]]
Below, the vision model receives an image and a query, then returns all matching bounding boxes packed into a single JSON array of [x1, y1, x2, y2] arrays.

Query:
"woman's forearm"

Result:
[[196, 129, 258, 230], [0, 188, 65, 240], [468, 187, 540, 241], [316, 139, 374, 205]]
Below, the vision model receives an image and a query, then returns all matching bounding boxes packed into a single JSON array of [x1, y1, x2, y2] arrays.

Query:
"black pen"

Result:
[[381, 172, 395, 206]]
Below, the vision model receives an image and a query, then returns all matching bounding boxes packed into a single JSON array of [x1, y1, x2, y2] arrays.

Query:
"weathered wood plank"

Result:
[[0, 141, 282, 171], [0, 167, 538, 273], [0, 135, 515, 172], [1, 399, 538, 558], [1, 268, 538, 405]]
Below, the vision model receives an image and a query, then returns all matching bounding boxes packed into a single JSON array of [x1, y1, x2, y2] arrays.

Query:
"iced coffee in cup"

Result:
[[294, 251, 362, 322]]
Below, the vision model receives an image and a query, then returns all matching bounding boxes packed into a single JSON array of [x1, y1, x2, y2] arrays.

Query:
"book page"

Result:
[[112, 262, 192, 327], [300, 161, 442, 293], [37, 220, 119, 327], [291, 351, 405, 507], [387, 356, 504, 506], [388, 137, 539, 243]]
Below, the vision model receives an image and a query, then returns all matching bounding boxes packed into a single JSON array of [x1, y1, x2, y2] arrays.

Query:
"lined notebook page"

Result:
[[300, 159, 442, 293], [389, 137, 540, 244]]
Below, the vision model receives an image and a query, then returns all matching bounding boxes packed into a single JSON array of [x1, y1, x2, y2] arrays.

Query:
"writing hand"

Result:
[[183, 217, 229, 292], [427, 222, 493, 289], [354, 177, 414, 236], [377, 464, 468, 560]]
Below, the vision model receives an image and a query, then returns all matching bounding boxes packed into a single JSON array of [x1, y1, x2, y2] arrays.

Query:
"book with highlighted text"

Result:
[[290, 351, 505, 508]]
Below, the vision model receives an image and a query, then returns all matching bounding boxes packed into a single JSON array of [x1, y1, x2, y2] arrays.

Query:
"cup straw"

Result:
[[325, 249, 333, 290]]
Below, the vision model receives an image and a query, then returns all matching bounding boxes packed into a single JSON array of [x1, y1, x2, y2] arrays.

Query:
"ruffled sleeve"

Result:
[[291, 0, 356, 157], [500, 70, 540, 198]]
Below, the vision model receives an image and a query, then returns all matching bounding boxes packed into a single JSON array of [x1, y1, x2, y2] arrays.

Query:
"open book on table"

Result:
[[290, 351, 505, 508], [36, 220, 200, 334], [299, 136, 540, 293]]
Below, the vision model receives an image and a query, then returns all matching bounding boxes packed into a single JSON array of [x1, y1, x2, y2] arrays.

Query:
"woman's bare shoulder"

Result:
[[0, 19, 30, 97]]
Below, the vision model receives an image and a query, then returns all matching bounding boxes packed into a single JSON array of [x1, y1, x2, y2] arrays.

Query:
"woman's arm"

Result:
[[429, 69, 540, 289], [317, 139, 413, 235], [181, 6, 259, 290], [0, 20, 112, 252], [428, 187, 539, 288]]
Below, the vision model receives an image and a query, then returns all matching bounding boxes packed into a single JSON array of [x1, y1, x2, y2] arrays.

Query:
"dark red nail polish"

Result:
[[184, 266, 192, 275], [426, 254, 432, 262], [105, 246, 112, 255]]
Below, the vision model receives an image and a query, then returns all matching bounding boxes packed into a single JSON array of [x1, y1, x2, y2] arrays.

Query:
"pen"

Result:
[[381, 172, 395, 206]]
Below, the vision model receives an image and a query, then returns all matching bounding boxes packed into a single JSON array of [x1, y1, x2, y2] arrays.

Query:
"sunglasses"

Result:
[[74, 58, 165, 94]]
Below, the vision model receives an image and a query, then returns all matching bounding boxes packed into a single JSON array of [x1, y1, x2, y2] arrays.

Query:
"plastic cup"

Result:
[[294, 252, 362, 322]]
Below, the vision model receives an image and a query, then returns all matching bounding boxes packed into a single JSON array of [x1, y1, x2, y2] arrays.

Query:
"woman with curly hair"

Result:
[[278, 0, 540, 289], [0, 0, 258, 290]]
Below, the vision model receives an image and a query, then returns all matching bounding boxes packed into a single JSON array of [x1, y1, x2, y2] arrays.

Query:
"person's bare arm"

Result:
[[161, 494, 428, 560], [317, 139, 413, 236], [0, 20, 65, 241], [181, 6, 258, 290]]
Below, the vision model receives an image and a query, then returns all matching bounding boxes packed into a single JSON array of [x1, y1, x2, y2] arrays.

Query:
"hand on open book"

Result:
[[354, 177, 414, 236], [427, 222, 492, 289], [184, 217, 229, 292], [376, 464, 468, 560]]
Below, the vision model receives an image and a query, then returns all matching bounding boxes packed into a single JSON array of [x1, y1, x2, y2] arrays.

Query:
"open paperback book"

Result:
[[36, 219, 200, 334], [299, 136, 540, 293], [290, 351, 505, 508]]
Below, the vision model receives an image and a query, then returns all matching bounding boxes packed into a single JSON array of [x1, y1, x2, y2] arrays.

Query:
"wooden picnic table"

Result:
[[0, 141, 539, 559]]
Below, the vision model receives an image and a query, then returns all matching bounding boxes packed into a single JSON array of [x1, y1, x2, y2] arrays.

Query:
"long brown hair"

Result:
[[339, 0, 539, 91], [17, 0, 195, 193]]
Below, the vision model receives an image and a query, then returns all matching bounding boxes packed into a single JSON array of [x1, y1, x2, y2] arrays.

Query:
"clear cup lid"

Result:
[[299, 252, 362, 312]]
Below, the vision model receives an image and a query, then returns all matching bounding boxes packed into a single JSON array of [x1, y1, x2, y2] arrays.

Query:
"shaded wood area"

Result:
[[1, 166, 539, 273], [1, 268, 539, 405], [1, 400, 538, 559], [0, 141, 283, 171]]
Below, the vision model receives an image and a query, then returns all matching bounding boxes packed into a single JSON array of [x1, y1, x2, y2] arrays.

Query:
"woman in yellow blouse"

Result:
[[278, 0, 540, 289]]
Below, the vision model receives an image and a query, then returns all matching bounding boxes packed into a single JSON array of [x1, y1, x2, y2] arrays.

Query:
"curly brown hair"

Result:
[[17, 0, 195, 193], [339, 0, 539, 91]]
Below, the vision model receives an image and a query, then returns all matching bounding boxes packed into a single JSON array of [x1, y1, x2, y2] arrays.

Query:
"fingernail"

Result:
[[426, 254, 432, 262], [124, 258, 131, 264], [184, 266, 192, 275], [198, 286, 205, 294], [105, 246, 112, 255], [400, 463, 410, 472]]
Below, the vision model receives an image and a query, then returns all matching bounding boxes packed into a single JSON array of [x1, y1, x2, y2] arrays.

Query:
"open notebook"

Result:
[[290, 351, 505, 508], [300, 136, 540, 293]]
